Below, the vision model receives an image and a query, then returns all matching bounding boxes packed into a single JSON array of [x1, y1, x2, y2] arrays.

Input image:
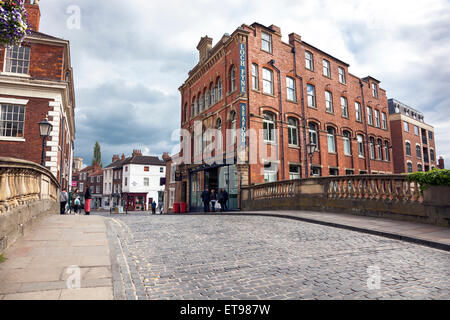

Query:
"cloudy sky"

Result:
[[38, 0, 450, 168]]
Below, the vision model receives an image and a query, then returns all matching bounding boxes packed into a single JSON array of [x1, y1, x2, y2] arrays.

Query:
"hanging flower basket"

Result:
[[0, 0, 30, 47]]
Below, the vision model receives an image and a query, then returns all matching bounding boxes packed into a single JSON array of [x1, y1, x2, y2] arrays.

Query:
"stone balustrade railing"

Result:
[[0, 157, 59, 214]]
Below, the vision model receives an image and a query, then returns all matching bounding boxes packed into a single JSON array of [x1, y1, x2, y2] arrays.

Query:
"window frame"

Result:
[[287, 117, 299, 146], [340, 96, 348, 118], [262, 67, 274, 95], [263, 112, 276, 143], [4, 46, 31, 75], [327, 126, 336, 153], [322, 59, 331, 77], [305, 51, 314, 70], [261, 32, 272, 53], [307, 84, 316, 108], [251, 63, 259, 91], [355, 102, 362, 122], [0, 104, 26, 139], [286, 76, 296, 102], [325, 91, 333, 113], [343, 131, 352, 156], [338, 67, 346, 84]]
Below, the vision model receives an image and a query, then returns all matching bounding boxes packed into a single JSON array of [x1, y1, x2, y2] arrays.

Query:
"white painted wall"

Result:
[[122, 163, 165, 205]]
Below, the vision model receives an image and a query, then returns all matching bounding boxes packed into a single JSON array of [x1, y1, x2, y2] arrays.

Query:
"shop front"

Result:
[[189, 163, 239, 212], [121, 192, 148, 211]]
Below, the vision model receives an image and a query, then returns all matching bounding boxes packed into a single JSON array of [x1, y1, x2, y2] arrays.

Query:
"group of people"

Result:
[[150, 201, 164, 214], [200, 188, 229, 213], [59, 187, 91, 215]]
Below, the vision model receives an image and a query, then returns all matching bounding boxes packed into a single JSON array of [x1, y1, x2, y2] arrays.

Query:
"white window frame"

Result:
[[286, 76, 296, 101], [341, 97, 348, 118], [307, 84, 316, 108], [263, 112, 276, 143], [355, 102, 362, 122], [338, 67, 346, 84], [305, 51, 314, 70], [261, 32, 272, 53], [287, 117, 298, 146], [252, 63, 259, 91], [325, 91, 333, 113], [262, 68, 274, 95], [322, 59, 331, 77]]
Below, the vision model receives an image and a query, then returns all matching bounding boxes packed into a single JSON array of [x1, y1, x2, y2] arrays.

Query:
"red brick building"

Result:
[[72, 164, 103, 209], [0, 1, 76, 189], [165, 22, 393, 212], [388, 99, 438, 173]]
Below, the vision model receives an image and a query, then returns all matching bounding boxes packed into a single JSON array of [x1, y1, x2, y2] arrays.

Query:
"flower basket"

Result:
[[0, 0, 30, 46]]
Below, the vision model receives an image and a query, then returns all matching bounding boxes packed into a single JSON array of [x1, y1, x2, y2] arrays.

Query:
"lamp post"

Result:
[[39, 118, 53, 167], [306, 142, 317, 177]]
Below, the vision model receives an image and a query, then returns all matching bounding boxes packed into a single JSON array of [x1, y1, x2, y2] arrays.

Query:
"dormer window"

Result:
[[5, 46, 31, 74], [371, 83, 378, 98]]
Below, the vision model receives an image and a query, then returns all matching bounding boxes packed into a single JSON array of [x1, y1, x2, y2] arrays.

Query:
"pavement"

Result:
[[0, 214, 113, 300], [0, 209, 449, 300]]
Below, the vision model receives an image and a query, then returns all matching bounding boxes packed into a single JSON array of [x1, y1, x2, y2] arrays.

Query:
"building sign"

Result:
[[240, 103, 247, 148], [71, 181, 77, 187], [239, 43, 246, 94]]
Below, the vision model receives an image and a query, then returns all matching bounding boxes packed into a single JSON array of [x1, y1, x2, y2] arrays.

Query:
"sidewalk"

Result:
[[0, 214, 113, 300], [240, 211, 450, 251]]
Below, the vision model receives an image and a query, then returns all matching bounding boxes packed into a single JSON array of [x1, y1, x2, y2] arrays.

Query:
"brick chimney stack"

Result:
[[24, 0, 41, 32], [112, 154, 120, 162], [438, 156, 445, 169], [121, 154, 125, 160], [132, 149, 142, 157], [197, 36, 213, 63]]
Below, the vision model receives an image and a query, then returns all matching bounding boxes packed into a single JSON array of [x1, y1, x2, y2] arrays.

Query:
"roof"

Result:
[[104, 158, 126, 169], [27, 30, 66, 42], [122, 156, 164, 166]]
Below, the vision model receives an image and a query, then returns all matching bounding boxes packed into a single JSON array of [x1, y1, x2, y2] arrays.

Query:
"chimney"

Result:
[[269, 24, 281, 36], [121, 154, 125, 160], [438, 156, 445, 169], [288, 33, 302, 45], [162, 152, 170, 162], [197, 36, 213, 63], [24, 0, 41, 32], [132, 149, 142, 157], [112, 154, 120, 162]]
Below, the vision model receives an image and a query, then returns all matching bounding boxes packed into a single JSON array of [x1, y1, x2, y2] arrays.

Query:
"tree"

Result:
[[92, 141, 102, 167]]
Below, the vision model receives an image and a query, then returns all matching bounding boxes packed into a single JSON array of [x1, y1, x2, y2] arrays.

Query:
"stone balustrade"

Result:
[[241, 175, 449, 226], [0, 157, 59, 252]]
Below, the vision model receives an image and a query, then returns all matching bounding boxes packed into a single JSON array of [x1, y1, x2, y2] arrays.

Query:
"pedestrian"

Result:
[[151, 201, 157, 214], [74, 196, 81, 214], [210, 189, 217, 212], [218, 189, 225, 213], [84, 187, 92, 215], [201, 188, 210, 213], [60, 188, 68, 215], [158, 201, 163, 214], [222, 188, 229, 212]]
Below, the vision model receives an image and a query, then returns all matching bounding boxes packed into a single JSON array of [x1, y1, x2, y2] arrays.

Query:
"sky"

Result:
[[37, 0, 450, 168]]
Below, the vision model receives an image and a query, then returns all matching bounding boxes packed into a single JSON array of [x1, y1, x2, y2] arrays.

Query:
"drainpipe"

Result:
[[59, 115, 65, 187], [359, 80, 371, 172], [268, 59, 286, 180], [292, 47, 308, 177]]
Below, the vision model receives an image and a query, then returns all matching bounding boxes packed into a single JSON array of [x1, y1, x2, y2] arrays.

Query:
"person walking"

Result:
[[222, 188, 229, 212], [210, 189, 217, 212], [151, 201, 157, 214], [60, 188, 68, 215], [218, 189, 225, 213], [84, 187, 92, 215], [158, 201, 163, 214], [73, 196, 81, 214], [201, 188, 211, 213]]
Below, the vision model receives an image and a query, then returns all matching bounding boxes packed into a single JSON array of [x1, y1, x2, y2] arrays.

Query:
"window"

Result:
[[416, 145, 421, 159], [289, 165, 301, 180], [252, 63, 259, 90], [230, 66, 236, 92], [90, 176, 94, 183], [286, 77, 296, 101], [5, 46, 31, 74], [418, 164, 423, 172], [384, 141, 390, 161], [367, 107, 373, 125], [355, 102, 362, 122], [199, 93, 204, 112], [216, 78, 223, 100], [210, 83, 215, 105], [404, 121, 409, 132], [322, 59, 330, 77], [143, 166, 149, 172], [377, 139, 383, 160], [307, 84, 316, 107], [345, 169, 354, 175], [357, 135, 364, 157], [160, 167, 164, 173], [343, 131, 351, 156], [382, 112, 387, 129], [216, 118, 222, 149], [305, 51, 314, 70], [96, 186, 100, 194], [262, 68, 274, 95], [327, 127, 336, 153], [430, 149, 435, 162], [205, 89, 209, 109], [169, 188, 175, 208], [329, 168, 339, 176], [311, 167, 321, 177], [414, 125, 419, 136], [230, 111, 237, 146], [125, 166, 128, 172], [372, 83, 378, 98], [325, 91, 333, 113], [170, 164, 176, 182], [375, 110, 380, 128], [264, 162, 277, 182], [407, 162, 413, 173], [261, 32, 272, 53], [97, 176, 100, 182], [183, 103, 188, 122], [192, 98, 197, 116], [341, 97, 348, 118], [79, 183, 84, 191], [405, 142, 411, 156], [288, 117, 298, 146], [338, 67, 346, 84], [263, 112, 276, 143], [308, 122, 318, 146], [125, 178, 128, 186], [369, 137, 375, 159], [428, 131, 433, 140], [144, 178, 149, 186], [0, 104, 25, 138]]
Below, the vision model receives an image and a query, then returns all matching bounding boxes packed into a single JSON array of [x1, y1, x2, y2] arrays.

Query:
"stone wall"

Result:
[[241, 175, 450, 227], [0, 157, 59, 253]]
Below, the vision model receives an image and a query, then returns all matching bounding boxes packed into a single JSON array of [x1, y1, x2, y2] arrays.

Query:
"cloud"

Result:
[[37, 0, 449, 168]]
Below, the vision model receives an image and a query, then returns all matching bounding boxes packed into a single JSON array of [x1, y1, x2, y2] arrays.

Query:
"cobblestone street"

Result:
[[103, 213, 450, 300]]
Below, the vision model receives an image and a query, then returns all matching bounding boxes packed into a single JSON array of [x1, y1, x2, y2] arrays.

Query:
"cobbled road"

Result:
[[100, 212, 450, 300]]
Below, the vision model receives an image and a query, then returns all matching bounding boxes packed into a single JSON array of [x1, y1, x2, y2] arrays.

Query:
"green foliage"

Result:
[[406, 169, 450, 192], [0, 254, 5, 263], [92, 141, 102, 167]]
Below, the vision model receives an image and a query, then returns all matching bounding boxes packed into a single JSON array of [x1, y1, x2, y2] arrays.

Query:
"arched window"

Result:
[[405, 142, 411, 156], [216, 118, 222, 150], [230, 111, 237, 145], [407, 162, 413, 173], [193, 98, 198, 116], [210, 83, 215, 105], [287, 117, 298, 146], [204, 89, 209, 109], [357, 134, 364, 157], [308, 122, 318, 145], [418, 164, 423, 172], [327, 126, 336, 153], [377, 139, 383, 160], [263, 112, 276, 143], [416, 145, 421, 159], [230, 65, 236, 92], [369, 137, 375, 159], [343, 130, 351, 156], [184, 103, 188, 122], [199, 93, 204, 112], [216, 78, 222, 100], [384, 141, 390, 161]]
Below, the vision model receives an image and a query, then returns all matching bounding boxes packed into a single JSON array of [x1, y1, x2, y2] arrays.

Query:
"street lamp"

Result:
[[39, 118, 53, 166], [306, 142, 317, 177]]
